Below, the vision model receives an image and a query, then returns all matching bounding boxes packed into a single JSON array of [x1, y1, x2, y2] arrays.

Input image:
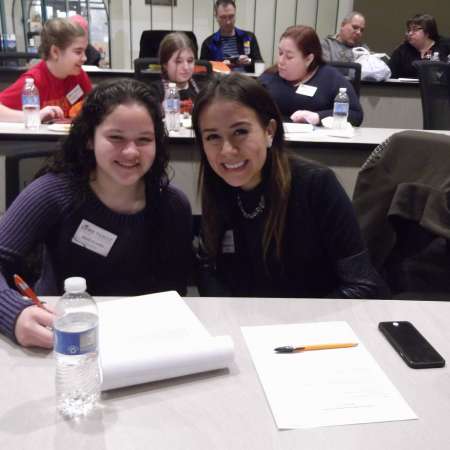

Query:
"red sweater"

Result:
[[0, 60, 92, 117]]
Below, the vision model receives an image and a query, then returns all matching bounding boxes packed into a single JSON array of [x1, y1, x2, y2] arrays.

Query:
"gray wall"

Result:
[[354, 0, 450, 54], [5, 0, 354, 69]]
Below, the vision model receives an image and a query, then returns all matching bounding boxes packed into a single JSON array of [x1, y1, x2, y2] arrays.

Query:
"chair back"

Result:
[[414, 60, 450, 130], [139, 30, 198, 59], [134, 57, 212, 86], [328, 61, 362, 97], [353, 130, 450, 299]]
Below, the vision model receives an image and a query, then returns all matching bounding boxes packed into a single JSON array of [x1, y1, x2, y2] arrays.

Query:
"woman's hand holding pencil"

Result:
[[13, 274, 54, 349]]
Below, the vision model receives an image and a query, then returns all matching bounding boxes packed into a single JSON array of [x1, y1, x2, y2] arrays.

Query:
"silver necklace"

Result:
[[237, 193, 265, 219]]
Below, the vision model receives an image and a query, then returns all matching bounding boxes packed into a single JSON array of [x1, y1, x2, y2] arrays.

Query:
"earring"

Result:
[[267, 137, 273, 147]]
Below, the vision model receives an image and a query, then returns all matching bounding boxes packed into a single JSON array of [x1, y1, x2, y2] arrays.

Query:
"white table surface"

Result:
[[0, 122, 449, 145], [0, 296, 449, 450]]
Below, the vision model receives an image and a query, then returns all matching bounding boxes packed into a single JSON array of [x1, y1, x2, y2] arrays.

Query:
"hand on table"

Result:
[[238, 55, 251, 65], [15, 304, 54, 349], [40, 105, 64, 124], [290, 110, 320, 125]]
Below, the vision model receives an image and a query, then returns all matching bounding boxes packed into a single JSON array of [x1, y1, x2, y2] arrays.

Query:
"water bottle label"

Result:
[[334, 102, 349, 114], [166, 98, 180, 110], [22, 95, 39, 107], [55, 326, 98, 355]]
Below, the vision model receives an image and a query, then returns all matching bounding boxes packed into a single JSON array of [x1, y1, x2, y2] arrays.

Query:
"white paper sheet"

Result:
[[283, 122, 314, 134], [242, 321, 417, 429], [98, 291, 234, 391]]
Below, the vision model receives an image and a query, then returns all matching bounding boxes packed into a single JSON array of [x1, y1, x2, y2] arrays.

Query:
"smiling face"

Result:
[[277, 37, 314, 83], [164, 48, 195, 85], [199, 99, 276, 191], [92, 102, 156, 193], [339, 15, 365, 46], [52, 35, 88, 77]]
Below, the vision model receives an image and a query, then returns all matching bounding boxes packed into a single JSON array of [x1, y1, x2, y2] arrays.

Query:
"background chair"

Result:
[[139, 30, 198, 58], [353, 130, 450, 299], [328, 61, 362, 97], [414, 60, 450, 130], [134, 57, 212, 86]]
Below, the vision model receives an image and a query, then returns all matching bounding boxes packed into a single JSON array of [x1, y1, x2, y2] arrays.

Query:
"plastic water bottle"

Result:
[[431, 51, 440, 62], [7, 34, 16, 52], [332, 87, 350, 129], [164, 82, 180, 132], [22, 78, 41, 130], [28, 38, 38, 54], [54, 277, 101, 418]]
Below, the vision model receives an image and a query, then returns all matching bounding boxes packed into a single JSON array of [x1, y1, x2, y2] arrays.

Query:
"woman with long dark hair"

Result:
[[192, 73, 386, 298], [0, 78, 192, 348]]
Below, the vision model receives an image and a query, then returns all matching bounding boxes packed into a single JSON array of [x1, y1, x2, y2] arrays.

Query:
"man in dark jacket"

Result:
[[200, 0, 263, 72]]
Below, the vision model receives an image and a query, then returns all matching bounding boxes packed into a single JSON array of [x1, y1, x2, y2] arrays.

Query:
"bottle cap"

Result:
[[339, 87, 347, 93], [64, 277, 87, 293]]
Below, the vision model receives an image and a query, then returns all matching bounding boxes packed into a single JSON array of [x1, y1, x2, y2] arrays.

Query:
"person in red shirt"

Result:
[[0, 17, 92, 123]]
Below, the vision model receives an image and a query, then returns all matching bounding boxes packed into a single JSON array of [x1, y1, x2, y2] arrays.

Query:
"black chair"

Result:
[[328, 61, 362, 97], [139, 30, 198, 59], [134, 57, 212, 86], [414, 60, 450, 130], [0, 51, 38, 67]]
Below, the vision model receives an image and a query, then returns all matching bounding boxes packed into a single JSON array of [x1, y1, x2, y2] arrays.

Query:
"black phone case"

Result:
[[379, 321, 445, 369]]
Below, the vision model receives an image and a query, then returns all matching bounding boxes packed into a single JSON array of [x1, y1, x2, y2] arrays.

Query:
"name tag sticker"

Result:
[[296, 84, 317, 97], [222, 229, 235, 254], [72, 219, 117, 257], [66, 84, 84, 105]]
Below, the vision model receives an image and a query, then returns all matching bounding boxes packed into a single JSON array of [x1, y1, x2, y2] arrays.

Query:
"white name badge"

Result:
[[221, 229, 235, 254], [66, 84, 84, 105], [296, 84, 317, 97], [72, 219, 118, 257]]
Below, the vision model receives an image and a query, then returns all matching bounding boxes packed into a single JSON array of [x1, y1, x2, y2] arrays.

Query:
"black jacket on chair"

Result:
[[353, 130, 450, 298]]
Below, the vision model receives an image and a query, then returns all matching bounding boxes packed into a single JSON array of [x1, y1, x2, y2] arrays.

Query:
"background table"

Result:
[[0, 296, 449, 449], [2, 124, 450, 214], [0, 68, 423, 129]]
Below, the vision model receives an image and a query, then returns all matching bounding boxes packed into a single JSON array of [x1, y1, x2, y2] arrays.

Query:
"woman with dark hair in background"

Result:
[[0, 79, 192, 349], [152, 32, 201, 114], [389, 13, 450, 78], [259, 25, 363, 126], [192, 73, 386, 298]]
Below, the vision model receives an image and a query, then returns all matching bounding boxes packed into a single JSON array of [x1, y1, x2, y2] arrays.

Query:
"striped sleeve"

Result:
[[0, 173, 73, 342]]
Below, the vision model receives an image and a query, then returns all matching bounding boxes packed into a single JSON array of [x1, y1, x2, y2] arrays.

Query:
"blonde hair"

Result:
[[39, 18, 86, 60]]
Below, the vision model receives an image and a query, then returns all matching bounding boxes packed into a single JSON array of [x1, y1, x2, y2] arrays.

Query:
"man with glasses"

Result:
[[200, 0, 263, 72], [389, 13, 450, 78], [321, 11, 369, 62]]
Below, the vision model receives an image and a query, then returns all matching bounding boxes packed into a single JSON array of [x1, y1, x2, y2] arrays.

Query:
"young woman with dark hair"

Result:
[[259, 25, 363, 126], [389, 13, 450, 78], [0, 78, 192, 349], [0, 17, 92, 123], [192, 73, 387, 298]]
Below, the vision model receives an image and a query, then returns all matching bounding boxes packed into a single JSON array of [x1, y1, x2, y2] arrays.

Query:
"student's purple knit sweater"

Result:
[[0, 173, 192, 342]]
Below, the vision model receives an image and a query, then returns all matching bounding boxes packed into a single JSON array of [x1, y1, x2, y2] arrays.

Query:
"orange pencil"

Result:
[[274, 342, 358, 353], [13, 274, 45, 308]]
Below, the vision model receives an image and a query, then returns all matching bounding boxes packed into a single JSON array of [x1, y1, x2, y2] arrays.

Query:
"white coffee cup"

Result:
[[254, 62, 265, 76]]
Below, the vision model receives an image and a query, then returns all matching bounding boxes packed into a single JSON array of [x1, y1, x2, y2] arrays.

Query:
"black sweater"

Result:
[[198, 158, 387, 298]]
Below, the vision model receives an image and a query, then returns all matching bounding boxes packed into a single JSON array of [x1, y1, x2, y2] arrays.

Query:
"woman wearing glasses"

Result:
[[389, 13, 450, 78]]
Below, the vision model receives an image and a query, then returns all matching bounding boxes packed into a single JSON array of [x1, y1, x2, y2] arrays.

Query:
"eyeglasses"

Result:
[[406, 27, 423, 34]]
